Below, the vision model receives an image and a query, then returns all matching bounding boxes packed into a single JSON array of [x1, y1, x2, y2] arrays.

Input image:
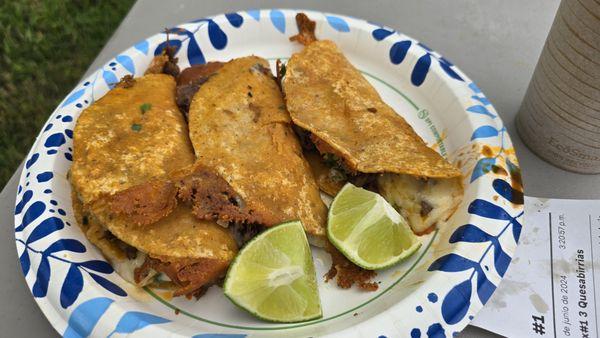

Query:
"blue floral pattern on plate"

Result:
[[372, 27, 464, 86]]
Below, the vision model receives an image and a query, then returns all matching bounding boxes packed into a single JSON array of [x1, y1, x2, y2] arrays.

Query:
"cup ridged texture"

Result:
[[517, 0, 600, 173]]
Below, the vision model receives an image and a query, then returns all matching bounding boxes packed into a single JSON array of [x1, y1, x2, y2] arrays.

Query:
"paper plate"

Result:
[[14, 9, 524, 337]]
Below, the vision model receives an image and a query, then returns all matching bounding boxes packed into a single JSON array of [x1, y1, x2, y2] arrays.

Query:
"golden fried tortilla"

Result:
[[188, 56, 327, 242], [90, 201, 237, 261], [284, 17, 463, 234], [71, 74, 195, 205], [284, 40, 460, 178], [73, 191, 237, 296], [70, 73, 237, 296]]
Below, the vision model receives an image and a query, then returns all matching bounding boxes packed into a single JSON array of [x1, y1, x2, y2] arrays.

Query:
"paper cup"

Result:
[[517, 0, 600, 173]]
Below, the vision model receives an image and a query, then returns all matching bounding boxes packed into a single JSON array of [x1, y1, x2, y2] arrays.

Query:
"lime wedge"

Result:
[[223, 221, 322, 322], [328, 183, 421, 270]]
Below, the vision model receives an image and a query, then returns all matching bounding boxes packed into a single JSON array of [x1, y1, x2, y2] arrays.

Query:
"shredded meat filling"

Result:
[[349, 174, 379, 193], [102, 230, 138, 259], [115, 75, 136, 89], [176, 62, 224, 117], [109, 164, 268, 244], [324, 243, 378, 291], [134, 255, 229, 297], [308, 133, 379, 194], [292, 125, 314, 151], [290, 13, 317, 45], [109, 180, 178, 226], [275, 59, 285, 89], [228, 222, 264, 247], [420, 200, 434, 217], [145, 34, 180, 76], [176, 165, 265, 225]]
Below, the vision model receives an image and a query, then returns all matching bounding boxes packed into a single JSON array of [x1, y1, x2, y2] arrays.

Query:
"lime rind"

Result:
[[223, 221, 322, 323], [327, 183, 422, 270]]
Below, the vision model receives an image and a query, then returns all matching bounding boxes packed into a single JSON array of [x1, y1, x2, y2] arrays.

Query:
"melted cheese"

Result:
[[110, 252, 157, 286], [378, 174, 462, 234]]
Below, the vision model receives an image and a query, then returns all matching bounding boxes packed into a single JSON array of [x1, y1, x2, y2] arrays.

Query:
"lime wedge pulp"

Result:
[[223, 221, 322, 323], [328, 183, 421, 270]]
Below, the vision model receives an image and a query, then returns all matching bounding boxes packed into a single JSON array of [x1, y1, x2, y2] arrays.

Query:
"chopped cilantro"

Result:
[[139, 102, 152, 113], [131, 123, 142, 132], [322, 153, 340, 167], [279, 63, 286, 77]]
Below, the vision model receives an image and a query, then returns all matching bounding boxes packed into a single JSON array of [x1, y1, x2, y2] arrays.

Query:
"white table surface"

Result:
[[5, 0, 599, 337]]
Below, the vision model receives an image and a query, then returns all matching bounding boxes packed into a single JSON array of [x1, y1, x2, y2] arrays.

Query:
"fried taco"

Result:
[[185, 56, 328, 246], [70, 72, 237, 297], [283, 14, 463, 234]]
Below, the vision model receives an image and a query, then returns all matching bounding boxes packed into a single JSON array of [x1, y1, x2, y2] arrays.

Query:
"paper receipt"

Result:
[[472, 197, 600, 338]]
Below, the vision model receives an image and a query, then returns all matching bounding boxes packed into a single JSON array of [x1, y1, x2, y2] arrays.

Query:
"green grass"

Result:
[[0, 0, 134, 187]]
